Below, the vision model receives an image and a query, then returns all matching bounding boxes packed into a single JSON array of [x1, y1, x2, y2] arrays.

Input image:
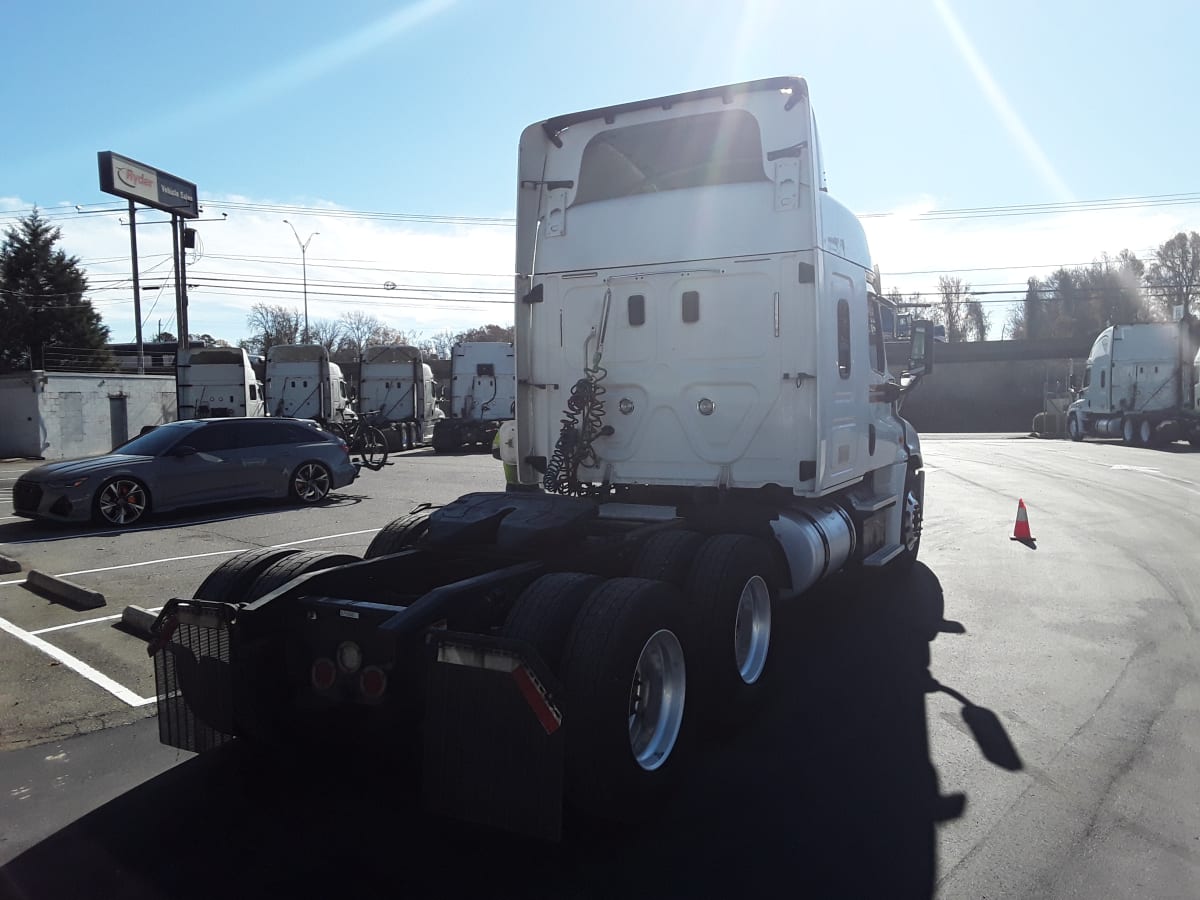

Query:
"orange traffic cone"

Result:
[[1010, 499, 1036, 546]]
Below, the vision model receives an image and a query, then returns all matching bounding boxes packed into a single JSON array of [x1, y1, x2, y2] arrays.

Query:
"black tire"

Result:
[[403, 423, 415, 451], [361, 426, 389, 470], [291, 461, 332, 503], [891, 466, 924, 574], [93, 477, 151, 527], [1122, 416, 1138, 446], [364, 508, 435, 558], [194, 547, 302, 603], [630, 529, 705, 587], [502, 572, 604, 673], [1067, 413, 1084, 442], [561, 578, 689, 821], [245, 550, 361, 602], [432, 422, 459, 453], [326, 422, 349, 443], [1191, 436, 1200, 450], [683, 534, 780, 722], [1138, 418, 1156, 448]]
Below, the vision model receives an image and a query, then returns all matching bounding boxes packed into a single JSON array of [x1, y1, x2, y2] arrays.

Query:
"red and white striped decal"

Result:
[[511, 665, 562, 735]]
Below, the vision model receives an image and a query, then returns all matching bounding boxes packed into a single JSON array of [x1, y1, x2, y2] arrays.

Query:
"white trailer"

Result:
[[264, 344, 352, 423], [1066, 322, 1200, 446], [358, 344, 442, 450], [431, 341, 516, 452], [151, 77, 934, 840], [177, 347, 265, 420]]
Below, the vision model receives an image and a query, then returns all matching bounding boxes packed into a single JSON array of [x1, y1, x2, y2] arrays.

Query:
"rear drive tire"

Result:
[[891, 466, 924, 574], [1138, 418, 1156, 447], [502, 572, 604, 673], [194, 547, 303, 603], [630, 530, 705, 587], [364, 507, 435, 558], [245, 550, 361, 602], [1122, 416, 1138, 446], [684, 535, 779, 723], [561, 578, 688, 821]]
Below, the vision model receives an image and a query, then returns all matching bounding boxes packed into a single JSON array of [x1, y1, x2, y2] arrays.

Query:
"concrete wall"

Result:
[[887, 338, 1093, 433], [0, 372, 177, 459]]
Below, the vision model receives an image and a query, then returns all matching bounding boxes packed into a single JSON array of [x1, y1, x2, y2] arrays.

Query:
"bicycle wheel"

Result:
[[361, 426, 389, 470]]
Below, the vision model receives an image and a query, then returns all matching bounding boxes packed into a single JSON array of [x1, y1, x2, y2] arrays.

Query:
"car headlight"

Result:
[[49, 477, 89, 489]]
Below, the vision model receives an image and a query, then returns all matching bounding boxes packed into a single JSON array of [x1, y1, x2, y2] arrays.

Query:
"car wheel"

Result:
[[93, 477, 150, 527], [291, 462, 332, 504], [1067, 413, 1083, 442]]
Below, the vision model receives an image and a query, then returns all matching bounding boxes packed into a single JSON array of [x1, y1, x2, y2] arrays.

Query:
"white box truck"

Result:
[[150, 76, 934, 840], [1067, 322, 1200, 447], [430, 341, 516, 452], [358, 344, 442, 450], [177, 347, 265, 419], [265, 344, 353, 424]]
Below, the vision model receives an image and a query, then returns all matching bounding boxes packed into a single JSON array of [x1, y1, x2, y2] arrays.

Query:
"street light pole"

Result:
[[283, 219, 319, 343]]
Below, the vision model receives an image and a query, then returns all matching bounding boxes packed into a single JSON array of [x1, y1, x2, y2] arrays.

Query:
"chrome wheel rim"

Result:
[[1123, 418, 1135, 443], [628, 629, 686, 771], [733, 575, 772, 684], [98, 479, 147, 525], [1139, 419, 1153, 445], [1068, 416, 1080, 439], [294, 464, 330, 502]]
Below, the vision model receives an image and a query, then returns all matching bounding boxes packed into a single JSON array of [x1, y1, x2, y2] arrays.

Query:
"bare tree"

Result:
[[244, 303, 301, 355], [935, 276, 970, 342], [965, 299, 990, 341], [1146, 231, 1200, 320], [454, 323, 515, 344], [308, 318, 343, 353], [337, 311, 384, 360]]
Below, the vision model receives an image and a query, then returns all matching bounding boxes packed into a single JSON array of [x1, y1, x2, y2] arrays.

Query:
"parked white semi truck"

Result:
[[1067, 322, 1200, 447], [430, 341, 517, 452], [358, 344, 441, 450], [177, 347, 265, 419], [150, 77, 933, 840], [264, 344, 353, 424]]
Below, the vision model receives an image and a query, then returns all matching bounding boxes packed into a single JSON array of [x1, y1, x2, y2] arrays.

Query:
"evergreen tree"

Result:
[[0, 209, 109, 371]]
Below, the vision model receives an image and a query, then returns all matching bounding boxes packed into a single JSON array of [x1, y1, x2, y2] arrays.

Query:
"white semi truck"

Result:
[[264, 344, 353, 424], [149, 77, 933, 840], [1067, 322, 1200, 447], [430, 341, 517, 452], [358, 344, 441, 450], [177, 347, 265, 419]]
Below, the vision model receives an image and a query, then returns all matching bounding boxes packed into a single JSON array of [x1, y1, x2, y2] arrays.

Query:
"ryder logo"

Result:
[[116, 166, 154, 190]]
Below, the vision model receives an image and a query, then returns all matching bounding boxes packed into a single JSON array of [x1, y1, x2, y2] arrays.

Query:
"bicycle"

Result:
[[327, 411, 389, 471]]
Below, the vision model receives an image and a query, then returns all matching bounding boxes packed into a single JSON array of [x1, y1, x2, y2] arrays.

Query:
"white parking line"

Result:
[[0, 527, 381, 586], [31, 607, 164, 636], [0, 528, 381, 709], [0, 616, 154, 707]]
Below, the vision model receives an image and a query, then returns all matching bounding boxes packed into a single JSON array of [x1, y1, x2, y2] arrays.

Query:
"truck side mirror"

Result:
[[908, 320, 935, 376]]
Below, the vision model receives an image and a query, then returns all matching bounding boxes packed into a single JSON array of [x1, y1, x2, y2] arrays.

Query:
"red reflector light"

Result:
[[311, 657, 337, 691], [360, 666, 387, 699]]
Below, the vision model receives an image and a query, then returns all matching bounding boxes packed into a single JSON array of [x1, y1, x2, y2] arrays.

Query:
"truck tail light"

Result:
[[311, 657, 337, 691], [360, 666, 387, 700]]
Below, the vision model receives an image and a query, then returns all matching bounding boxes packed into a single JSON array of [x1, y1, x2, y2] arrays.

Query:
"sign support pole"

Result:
[[127, 201, 144, 375]]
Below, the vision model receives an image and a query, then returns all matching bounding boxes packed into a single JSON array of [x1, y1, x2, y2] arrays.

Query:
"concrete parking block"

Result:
[[25, 570, 106, 610], [116, 606, 157, 640], [0, 555, 20, 574]]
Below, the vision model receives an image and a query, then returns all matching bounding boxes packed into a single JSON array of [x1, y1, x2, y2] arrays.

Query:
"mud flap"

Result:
[[422, 631, 565, 841]]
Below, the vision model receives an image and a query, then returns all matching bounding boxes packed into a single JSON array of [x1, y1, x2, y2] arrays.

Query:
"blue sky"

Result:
[[3, 0, 1199, 344]]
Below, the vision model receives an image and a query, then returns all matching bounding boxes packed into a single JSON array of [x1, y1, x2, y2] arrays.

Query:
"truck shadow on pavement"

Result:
[[0, 564, 1019, 900]]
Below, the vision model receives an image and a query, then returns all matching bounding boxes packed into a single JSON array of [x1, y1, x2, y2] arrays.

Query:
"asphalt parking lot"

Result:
[[0, 447, 504, 750]]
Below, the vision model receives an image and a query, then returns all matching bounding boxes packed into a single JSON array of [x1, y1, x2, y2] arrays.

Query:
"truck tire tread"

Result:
[[364, 509, 435, 558], [245, 550, 362, 602], [194, 547, 303, 604], [502, 572, 604, 673]]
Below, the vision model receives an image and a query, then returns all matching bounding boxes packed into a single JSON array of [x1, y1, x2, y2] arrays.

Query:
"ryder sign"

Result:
[[97, 151, 199, 219]]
